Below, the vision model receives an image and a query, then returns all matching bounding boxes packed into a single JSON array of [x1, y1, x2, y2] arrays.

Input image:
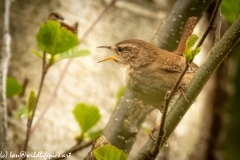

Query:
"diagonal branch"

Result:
[[162, 15, 240, 149]]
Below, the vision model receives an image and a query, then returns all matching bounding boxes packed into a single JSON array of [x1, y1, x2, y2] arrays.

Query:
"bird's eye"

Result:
[[117, 47, 123, 52]]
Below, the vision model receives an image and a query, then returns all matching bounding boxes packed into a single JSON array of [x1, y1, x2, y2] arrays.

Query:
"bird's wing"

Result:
[[160, 54, 199, 73]]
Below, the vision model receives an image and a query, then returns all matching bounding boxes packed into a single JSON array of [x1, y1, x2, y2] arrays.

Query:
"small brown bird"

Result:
[[47, 12, 77, 34], [98, 17, 199, 109]]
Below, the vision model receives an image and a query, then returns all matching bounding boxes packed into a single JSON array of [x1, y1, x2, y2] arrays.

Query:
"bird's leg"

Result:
[[165, 90, 171, 99], [178, 84, 189, 102], [150, 91, 171, 140], [150, 109, 163, 141]]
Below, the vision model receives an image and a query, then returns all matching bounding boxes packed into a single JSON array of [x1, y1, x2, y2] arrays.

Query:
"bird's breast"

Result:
[[120, 65, 131, 83]]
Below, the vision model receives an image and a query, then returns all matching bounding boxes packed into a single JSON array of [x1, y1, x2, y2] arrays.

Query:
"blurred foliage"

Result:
[[116, 86, 126, 104], [15, 106, 27, 119], [52, 47, 90, 63], [221, 0, 240, 23], [27, 90, 36, 117], [141, 122, 151, 135], [184, 34, 201, 62], [73, 103, 101, 141], [224, 45, 240, 160], [84, 129, 103, 140], [94, 144, 127, 160], [221, 1, 240, 159], [6, 77, 23, 97], [15, 90, 36, 118], [36, 20, 78, 55]]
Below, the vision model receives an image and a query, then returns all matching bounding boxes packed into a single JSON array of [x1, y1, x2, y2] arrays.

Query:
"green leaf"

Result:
[[84, 129, 103, 140], [116, 86, 125, 104], [6, 77, 23, 97], [116, 86, 125, 100], [141, 123, 151, 135], [184, 34, 201, 62], [15, 105, 28, 118], [36, 20, 79, 55], [73, 103, 101, 138], [221, 0, 240, 23], [27, 90, 36, 117], [32, 49, 43, 59], [53, 47, 91, 63], [186, 34, 198, 49], [94, 144, 127, 160]]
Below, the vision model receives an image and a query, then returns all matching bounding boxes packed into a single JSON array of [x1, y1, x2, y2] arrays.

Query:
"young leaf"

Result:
[[116, 86, 125, 104], [27, 90, 36, 117], [73, 103, 101, 138], [6, 77, 23, 97], [186, 34, 198, 49], [184, 34, 201, 62], [84, 129, 103, 140], [15, 105, 28, 118], [53, 47, 91, 63], [32, 49, 43, 59], [94, 144, 127, 160], [36, 20, 79, 55], [141, 122, 151, 135]]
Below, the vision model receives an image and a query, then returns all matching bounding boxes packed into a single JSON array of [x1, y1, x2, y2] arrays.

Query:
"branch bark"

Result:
[[151, 0, 213, 51], [0, 0, 12, 157]]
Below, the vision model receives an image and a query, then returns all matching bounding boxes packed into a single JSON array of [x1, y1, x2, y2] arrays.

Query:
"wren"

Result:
[[98, 17, 199, 109]]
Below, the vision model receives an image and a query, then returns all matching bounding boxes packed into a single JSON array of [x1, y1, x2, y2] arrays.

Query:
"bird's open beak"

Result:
[[97, 46, 117, 63], [97, 55, 117, 63]]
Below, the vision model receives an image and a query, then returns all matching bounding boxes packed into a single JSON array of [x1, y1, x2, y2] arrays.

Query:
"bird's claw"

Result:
[[165, 91, 171, 100], [178, 85, 189, 102], [150, 127, 157, 142]]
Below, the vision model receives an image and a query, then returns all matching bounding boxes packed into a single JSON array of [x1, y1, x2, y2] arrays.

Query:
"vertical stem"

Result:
[[31, 0, 117, 135], [22, 52, 48, 159], [0, 0, 11, 158]]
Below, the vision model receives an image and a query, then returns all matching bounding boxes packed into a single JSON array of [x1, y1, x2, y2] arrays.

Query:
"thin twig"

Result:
[[151, 0, 222, 158], [214, 5, 221, 43], [31, 0, 117, 135], [196, 0, 222, 49], [50, 141, 93, 160], [22, 52, 48, 159], [80, 0, 117, 41]]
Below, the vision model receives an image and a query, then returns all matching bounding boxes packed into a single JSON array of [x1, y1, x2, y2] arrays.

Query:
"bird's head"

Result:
[[98, 39, 157, 69]]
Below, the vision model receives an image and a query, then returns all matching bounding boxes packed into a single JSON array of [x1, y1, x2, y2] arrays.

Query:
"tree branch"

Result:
[[163, 14, 240, 149], [151, 0, 213, 51]]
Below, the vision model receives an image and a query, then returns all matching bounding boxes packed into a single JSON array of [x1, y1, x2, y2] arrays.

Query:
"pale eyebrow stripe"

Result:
[[119, 43, 138, 48]]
